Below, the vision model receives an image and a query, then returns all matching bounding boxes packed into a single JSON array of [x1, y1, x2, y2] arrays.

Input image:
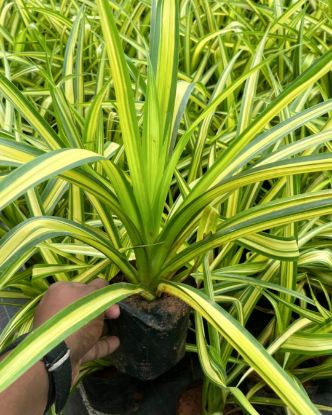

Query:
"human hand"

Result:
[[33, 279, 120, 382]]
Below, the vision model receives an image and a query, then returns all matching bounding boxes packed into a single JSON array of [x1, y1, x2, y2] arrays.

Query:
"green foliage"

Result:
[[0, 0, 332, 413]]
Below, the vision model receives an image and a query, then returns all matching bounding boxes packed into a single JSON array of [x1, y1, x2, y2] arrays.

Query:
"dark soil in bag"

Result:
[[107, 294, 190, 380]]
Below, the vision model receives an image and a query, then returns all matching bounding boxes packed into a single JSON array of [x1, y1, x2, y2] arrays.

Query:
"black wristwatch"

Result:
[[1, 334, 72, 414]]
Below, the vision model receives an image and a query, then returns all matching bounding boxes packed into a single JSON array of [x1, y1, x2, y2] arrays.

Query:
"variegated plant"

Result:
[[0, 0, 332, 414]]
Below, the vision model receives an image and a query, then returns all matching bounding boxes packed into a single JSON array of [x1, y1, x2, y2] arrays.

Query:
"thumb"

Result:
[[81, 336, 120, 363], [87, 278, 107, 289]]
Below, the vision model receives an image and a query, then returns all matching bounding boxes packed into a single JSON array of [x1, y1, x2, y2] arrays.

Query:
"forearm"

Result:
[[0, 353, 48, 415]]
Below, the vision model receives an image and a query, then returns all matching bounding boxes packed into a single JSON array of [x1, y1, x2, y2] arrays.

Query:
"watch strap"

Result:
[[43, 340, 72, 413]]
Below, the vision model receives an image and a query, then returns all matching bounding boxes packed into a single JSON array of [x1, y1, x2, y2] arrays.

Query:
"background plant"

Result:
[[0, 0, 332, 414]]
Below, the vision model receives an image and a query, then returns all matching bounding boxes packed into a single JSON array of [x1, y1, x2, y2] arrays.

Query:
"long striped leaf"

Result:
[[0, 149, 103, 210], [209, 275, 315, 306], [82, 82, 110, 146], [188, 96, 332, 204], [238, 233, 298, 260], [188, 51, 242, 183], [237, 32, 268, 135], [96, 0, 147, 216], [194, 312, 226, 387], [156, 154, 332, 268], [32, 264, 90, 279], [161, 190, 332, 275], [50, 84, 83, 148], [63, 8, 83, 105], [0, 217, 138, 283], [0, 140, 142, 244], [142, 62, 161, 214], [150, 0, 179, 144], [282, 332, 332, 355], [159, 282, 319, 415], [255, 129, 332, 167], [175, 51, 332, 204], [0, 74, 60, 149]]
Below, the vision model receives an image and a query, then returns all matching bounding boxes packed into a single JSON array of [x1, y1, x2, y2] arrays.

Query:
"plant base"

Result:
[[107, 294, 190, 380]]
